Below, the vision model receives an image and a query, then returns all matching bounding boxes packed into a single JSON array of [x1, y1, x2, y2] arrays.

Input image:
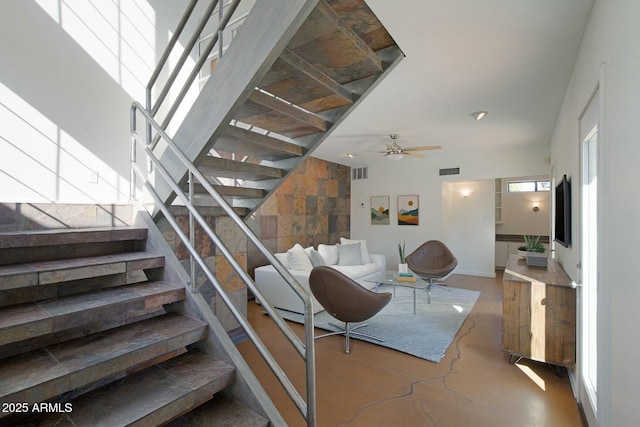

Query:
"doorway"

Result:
[[578, 89, 600, 426]]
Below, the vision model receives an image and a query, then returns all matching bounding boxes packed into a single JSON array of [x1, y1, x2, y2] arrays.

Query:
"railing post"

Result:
[[188, 170, 197, 293], [129, 106, 137, 201]]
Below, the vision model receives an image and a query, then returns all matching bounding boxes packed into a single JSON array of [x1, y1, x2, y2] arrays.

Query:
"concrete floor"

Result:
[[237, 271, 585, 427]]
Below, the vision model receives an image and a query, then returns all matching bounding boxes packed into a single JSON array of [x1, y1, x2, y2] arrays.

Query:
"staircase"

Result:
[[124, 1, 404, 425], [0, 227, 267, 426], [143, 0, 403, 215]]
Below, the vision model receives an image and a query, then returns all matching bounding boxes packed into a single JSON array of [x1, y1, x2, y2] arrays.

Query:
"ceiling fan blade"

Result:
[[402, 151, 425, 158], [351, 150, 388, 155], [402, 145, 442, 152]]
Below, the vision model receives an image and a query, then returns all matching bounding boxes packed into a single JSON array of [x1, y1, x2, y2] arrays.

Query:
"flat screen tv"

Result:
[[554, 175, 571, 247]]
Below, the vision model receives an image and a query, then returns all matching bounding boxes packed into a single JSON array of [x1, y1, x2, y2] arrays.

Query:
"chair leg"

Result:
[[315, 322, 384, 353], [426, 278, 452, 304]]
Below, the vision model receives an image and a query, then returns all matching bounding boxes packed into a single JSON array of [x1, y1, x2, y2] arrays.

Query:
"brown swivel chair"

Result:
[[309, 266, 392, 353], [405, 240, 458, 303]]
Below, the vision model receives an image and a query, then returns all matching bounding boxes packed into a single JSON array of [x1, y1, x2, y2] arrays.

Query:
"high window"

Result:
[[507, 180, 551, 193]]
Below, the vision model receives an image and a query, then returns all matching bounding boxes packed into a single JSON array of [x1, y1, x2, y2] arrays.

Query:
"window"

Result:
[[507, 180, 550, 193]]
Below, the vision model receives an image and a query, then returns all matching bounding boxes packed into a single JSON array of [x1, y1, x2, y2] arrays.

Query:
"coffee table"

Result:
[[364, 271, 428, 315]]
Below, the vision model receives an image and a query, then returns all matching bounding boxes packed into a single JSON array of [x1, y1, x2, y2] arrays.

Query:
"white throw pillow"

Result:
[[287, 244, 313, 271], [340, 238, 371, 264], [318, 244, 339, 265], [274, 252, 288, 268], [337, 243, 363, 266], [307, 249, 327, 267]]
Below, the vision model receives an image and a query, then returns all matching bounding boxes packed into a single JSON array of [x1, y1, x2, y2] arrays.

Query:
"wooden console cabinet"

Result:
[[502, 255, 576, 366]]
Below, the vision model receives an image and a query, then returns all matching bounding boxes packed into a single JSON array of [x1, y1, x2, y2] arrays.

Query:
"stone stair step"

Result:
[[0, 252, 165, 296], [0, 281, 184, 347], [56, 350, 235, 427], [0, 227, 147, 249], [288, 0, 383, 84], [234, 90, 327, 138], [0, 312, 207, 412], [0, 270, 148, 309], [166, 393, 269, 427], [259, 48, 354, 113], [168, 206, 250, 219], [199, 156, 284, 181], [216, 124, 305, 161], [0, 227, 149, 266], [9, 351, 236, 427], [327, 0, 398, 52], [183, 182, 266, 200]]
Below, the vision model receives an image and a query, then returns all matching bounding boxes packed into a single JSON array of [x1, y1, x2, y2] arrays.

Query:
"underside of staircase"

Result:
[[153, 0, 403, 218], [0, 1, 403, 425], [0, 226, 267, 426]]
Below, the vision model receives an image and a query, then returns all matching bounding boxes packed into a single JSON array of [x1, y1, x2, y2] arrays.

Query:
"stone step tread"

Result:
[[59, 351, 235, 427], [168, 206, 250, 218], [0, 281, 185, 347], [259, 49, 354, 114], [0, 252, 165, 291], [0, 312, 208, 407], [234, 90, 327, 139], [166, 393, 269, 427], [0, 227, 148, 249], [215, 124, 305, 161], [11, 351, 236, 427], [199, 156, 284, 181]]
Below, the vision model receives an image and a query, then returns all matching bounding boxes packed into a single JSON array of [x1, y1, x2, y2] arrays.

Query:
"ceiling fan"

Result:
[[352, 134, 441, 160]]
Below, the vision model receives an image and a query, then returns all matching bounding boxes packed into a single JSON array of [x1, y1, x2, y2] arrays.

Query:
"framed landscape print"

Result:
[[370, 195, 390, 225], [397, 195, 419, 225]]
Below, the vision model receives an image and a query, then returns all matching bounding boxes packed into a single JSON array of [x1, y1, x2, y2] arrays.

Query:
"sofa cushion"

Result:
[[337, 243, 362, 266], [318, 244, 339, 265], [331, 262, 379, 279], [340, 238, 371, 264], [307, 249, 327, 267], [274, 252, 288, 268], [287, 244, 313, 271]]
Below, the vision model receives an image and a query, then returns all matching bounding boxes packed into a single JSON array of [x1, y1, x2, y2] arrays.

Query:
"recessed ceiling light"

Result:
[[471, 111, 488, 121], [346, 153, 356, 158]]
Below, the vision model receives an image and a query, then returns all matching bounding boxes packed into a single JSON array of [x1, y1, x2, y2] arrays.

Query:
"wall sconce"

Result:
[[532, 202, 540, 212], [461, 189, 470, 198]]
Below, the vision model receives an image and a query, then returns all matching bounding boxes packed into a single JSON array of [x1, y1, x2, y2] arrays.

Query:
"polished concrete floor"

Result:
[[237, 272, 585, 427]]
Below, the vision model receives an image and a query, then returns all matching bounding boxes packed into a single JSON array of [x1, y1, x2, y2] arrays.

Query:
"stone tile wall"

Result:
[[247, 156, 351, 275], [157, 208, 247, 337]]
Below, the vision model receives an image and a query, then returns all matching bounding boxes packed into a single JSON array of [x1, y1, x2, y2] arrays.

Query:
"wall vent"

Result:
[[439, 167, 460, 176], [352, 167, 368, 180]]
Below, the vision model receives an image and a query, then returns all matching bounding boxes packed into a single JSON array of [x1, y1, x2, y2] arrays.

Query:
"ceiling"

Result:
[[312, 0, 594, 167]]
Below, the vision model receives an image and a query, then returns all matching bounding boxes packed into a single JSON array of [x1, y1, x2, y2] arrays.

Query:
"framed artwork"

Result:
[[397, 195, 419, 225], [370, 195, 390, 225]]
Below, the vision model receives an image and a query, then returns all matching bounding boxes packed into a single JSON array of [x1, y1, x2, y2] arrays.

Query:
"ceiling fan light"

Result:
[[471, 111, 488, 121], [387, 153, 403, 161]]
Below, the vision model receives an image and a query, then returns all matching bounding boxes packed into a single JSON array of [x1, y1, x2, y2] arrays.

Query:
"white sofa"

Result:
[[254, 239, 385, 314]]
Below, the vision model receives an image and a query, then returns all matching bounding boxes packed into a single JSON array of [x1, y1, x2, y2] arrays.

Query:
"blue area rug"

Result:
[[280, 285, 480, 363]]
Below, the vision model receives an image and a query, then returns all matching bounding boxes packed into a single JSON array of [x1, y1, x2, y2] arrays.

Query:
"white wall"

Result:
[[0, 0, 197, 204], [442, 180, 495, 277], [496, 175, 550, 236], [350, 144, 550, 275], [549, 1, 640, 425]]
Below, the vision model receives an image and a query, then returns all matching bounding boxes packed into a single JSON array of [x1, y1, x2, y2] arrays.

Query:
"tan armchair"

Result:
[[405, 240, 457, 303], [309, 266, 392, 353]]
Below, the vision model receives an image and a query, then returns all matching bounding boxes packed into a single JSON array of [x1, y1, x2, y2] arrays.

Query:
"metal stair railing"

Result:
[[130, 103, 317, 426], [130, 0, 318, 424], [147, 0, 243, 149]]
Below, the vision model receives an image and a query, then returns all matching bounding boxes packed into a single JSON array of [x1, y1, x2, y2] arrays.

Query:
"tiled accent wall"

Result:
[[247, 156, 351, 275], [157, 208, 247, 336], [156, 157, 350, 332]]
